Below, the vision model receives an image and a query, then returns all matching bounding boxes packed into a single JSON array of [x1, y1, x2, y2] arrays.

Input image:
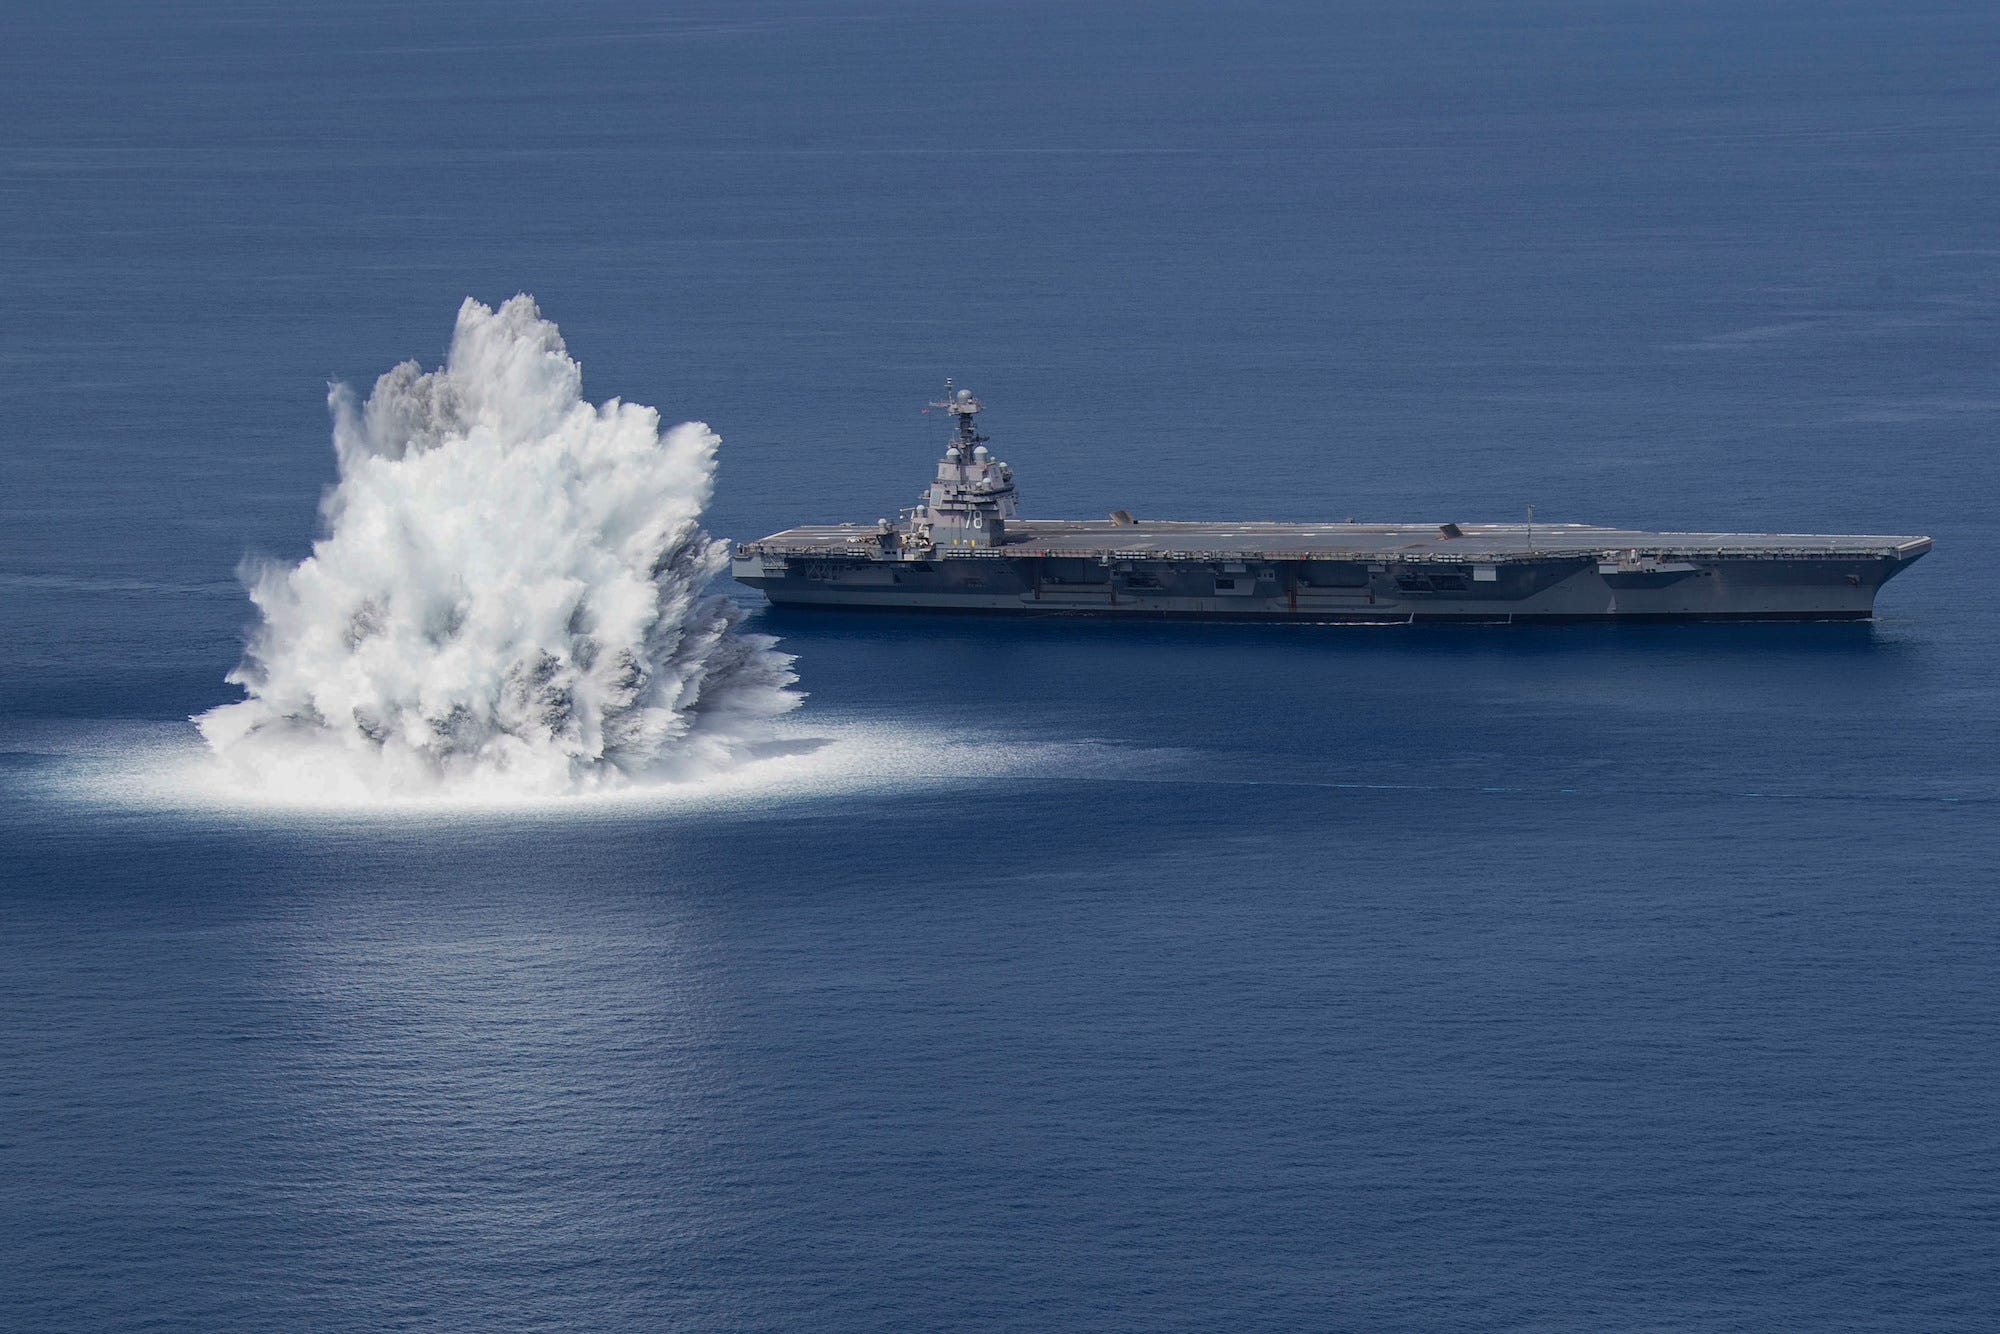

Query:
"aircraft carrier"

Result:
[[733, 384, 1931, 623]]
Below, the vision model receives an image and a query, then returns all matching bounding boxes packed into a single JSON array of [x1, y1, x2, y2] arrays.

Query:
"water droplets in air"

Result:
[[195, 296, 800, 800]]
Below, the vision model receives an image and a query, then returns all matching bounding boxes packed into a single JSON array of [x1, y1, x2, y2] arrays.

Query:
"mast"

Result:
[[930, 378, 987, 450]]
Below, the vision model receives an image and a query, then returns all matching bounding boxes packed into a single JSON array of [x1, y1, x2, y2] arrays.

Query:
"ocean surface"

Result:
[[3, 2, 1997, 1329]]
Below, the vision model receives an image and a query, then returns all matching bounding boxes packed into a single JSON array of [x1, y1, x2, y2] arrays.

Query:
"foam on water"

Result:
[[195, 296, 800, 802], [20, 717, 1146, 819]]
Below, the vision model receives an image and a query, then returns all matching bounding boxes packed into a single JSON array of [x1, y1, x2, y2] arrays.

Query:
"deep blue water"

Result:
[[4, 2, 1998, 1329]]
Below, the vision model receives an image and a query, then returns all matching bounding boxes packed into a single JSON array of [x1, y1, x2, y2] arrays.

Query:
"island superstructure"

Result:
[[733, 383, 1930, 622]]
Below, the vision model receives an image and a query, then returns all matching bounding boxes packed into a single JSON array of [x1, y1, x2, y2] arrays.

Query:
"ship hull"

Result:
[[735, 531, 1929, 624], [741, 595, 1876, 624]]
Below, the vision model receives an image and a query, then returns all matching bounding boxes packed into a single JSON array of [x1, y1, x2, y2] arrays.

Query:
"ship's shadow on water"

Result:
[[736, 736, 834, 762], [752, 604, 1893, 661], [735, 604, 1966, 809]]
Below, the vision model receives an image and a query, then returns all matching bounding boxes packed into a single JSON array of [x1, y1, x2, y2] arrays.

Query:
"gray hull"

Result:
[[734, 521, 1931, 624]]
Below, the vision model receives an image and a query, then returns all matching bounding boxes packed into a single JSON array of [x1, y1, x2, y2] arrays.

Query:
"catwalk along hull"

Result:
[[733, 520, 1931, 623]]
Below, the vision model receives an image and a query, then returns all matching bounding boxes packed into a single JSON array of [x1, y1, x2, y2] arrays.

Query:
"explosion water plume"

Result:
[[196, 296, 799, 798]]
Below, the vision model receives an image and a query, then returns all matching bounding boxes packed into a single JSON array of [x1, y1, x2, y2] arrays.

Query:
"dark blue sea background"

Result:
[[3, 2, 1997, 1329]]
